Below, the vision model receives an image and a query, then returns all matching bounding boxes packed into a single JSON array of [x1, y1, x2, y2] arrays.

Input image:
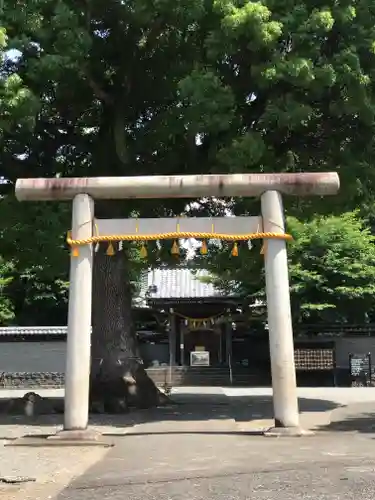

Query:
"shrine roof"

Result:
[[138, 268, 235, 304]]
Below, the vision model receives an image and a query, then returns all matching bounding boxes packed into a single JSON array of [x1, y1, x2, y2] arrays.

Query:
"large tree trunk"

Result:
[[90, 247, 162, 413]]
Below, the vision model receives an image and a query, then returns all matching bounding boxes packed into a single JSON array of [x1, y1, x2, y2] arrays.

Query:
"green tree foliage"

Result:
[[0, 196, 70, 325], [0, 257, 15, 324], [2, 0, 375, 321], [2, 0, 375, 194], [204, 212, 375, 323], [0, 26, 40, 141], [288, 212, 375, 323]]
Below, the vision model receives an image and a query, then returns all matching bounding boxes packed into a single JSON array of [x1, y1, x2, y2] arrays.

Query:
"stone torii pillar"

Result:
[[15, 172, 340, 439]]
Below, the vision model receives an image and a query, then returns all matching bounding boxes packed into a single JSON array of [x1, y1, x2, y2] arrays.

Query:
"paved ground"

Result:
[[58, 433, 375, 500], [2, 387, 375, 499]]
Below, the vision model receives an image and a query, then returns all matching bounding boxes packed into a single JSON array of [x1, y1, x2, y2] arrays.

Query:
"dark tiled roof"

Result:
[[0, 326, 69, 336], [0, 326, 160, 337]]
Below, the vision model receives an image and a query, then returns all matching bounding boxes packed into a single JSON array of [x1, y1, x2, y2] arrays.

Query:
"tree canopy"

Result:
[[2, 0, 375, 191], [2, 0, 375, 325]]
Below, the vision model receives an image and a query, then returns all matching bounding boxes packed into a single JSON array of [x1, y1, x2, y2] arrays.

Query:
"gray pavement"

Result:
[[2, 387, 375, 499], [57, 423, 375, 500], [56, 389, 375, 500], [59, 454, 375, 500]]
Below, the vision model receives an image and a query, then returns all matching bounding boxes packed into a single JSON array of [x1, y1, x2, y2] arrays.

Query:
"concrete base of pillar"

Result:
[[263, 426, 314, 437], [45, 428, 112, 446], [6, 429, 113, 447], [48, 428, 99, 440]]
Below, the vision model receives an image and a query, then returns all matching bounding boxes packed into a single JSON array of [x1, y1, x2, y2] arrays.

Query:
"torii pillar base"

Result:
[[46, 428, 112, 446], [264, 426, 314, 438], [6, 429, 113, 448]]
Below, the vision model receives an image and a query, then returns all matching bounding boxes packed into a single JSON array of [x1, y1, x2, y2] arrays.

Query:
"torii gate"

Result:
[[15, 172, 340, 440]]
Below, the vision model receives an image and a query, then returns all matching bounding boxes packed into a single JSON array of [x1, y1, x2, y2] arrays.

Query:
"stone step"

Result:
[[0, 368, 269, 389], [146, 367, 270, 387]]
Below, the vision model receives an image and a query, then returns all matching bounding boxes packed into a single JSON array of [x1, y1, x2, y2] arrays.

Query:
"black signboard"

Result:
[[349, 353, 372, 386]]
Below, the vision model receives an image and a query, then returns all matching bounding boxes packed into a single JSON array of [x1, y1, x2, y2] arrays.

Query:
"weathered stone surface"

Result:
[[0, 372, 65, 389]]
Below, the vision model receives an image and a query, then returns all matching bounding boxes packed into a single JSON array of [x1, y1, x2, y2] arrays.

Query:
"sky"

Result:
[[3, 49, 21, 61]]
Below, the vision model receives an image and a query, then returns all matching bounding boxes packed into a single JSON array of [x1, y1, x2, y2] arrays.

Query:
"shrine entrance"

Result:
[[15, 172, 340, 439], [183, 328, 220, 366]]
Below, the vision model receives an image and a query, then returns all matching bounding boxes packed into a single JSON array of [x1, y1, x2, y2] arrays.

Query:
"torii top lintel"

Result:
[[15, 172, 340, 201]]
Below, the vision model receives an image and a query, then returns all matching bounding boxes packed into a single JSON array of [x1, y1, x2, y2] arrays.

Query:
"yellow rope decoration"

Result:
[[175, 311, 224, 322], [171, 240, 180, 255], [200, 240, 208, 255], [66, 231, 292, 257], [175, 311, 225, 329], [106, 242, 115, 256], [67, 231, 292, 245], [139, 243, 148, 259]]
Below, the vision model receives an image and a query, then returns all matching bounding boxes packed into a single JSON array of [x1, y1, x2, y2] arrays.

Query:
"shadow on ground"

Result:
[[317, 409, 375, 434], [0, 393, 342, 437]]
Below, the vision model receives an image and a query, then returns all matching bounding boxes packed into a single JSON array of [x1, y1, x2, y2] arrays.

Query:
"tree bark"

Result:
[[90, 247, 162, 413]]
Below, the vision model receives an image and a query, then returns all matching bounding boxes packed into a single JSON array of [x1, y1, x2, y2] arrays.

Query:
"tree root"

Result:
[[89, 381, 174, 414], [89, 358, 175, 414]]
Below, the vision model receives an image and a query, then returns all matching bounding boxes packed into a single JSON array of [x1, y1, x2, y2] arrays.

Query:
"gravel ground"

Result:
[[0, 395, 134, 500], [0, 444, 109, 500]]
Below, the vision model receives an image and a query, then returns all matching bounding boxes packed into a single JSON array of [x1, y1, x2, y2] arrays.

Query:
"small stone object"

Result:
[[5, 392, 55, 416], [23, 392, 54, 417], [0, 476, 36, 484]]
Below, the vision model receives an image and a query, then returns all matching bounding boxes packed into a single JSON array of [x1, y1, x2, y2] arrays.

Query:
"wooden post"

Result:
[[168, 309, 176, 388], [168, 309, 176, 366], [180, 328, 185, 366], [225, 322, 232, 365]]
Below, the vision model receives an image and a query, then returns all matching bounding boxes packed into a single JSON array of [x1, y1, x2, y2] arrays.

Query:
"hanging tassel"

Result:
[[71, 247, 79, 257], [171, 240, 179, 255], [247, 239, 253, 250], [200, 240, 208, 255], [140, 243, 148, 259], [231, 242, 238, 257], [106, 242, 115, 256], [94, 242, 100, 253], [118, 241, 123, 251], [260, 241, 267, 255]]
